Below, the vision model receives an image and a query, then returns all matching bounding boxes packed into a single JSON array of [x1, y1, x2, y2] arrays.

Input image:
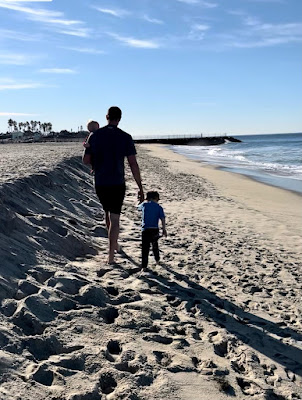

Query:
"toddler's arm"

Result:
[[161, 217, 167, 237]]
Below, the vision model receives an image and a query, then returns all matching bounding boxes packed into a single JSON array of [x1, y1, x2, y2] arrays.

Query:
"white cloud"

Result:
[[39, 68, 77, 74], [94, 7, 130, 18], [177, 0, 217, 7], [177, 0, 199, 3], [58, 28, 90, 37], [0, 1, 60, 17], [0, 28, 40, 41], [0, 1, 87, 36], [0, 82, 43, 90], [42, 18, 82, 26], [231, 36, 301, 48], [0, 77, 52, 91], [143, 15, 164, 25], [108, 33, 160, 48], [244, 16, 261, 27], [3, 0, 52, 2], [246, 0, 284, 2], [0, 112, 38, 116], [252, 22, 302, 36], [61, 46, 105, 54], [0, 53, 34, 65], [224, 11, 302, 49], [189, 23, 210, 40], [193, 24, 210, 31]]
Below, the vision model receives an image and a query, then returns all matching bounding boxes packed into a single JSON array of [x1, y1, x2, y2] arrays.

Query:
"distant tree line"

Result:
[[7, 119, 52, 133]]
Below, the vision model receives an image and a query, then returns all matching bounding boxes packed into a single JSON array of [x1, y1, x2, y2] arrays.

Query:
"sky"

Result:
[[0, 0, 301, 137]]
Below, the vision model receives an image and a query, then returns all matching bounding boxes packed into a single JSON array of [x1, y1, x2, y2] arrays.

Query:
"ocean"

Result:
[[171, 133, 302, 194]]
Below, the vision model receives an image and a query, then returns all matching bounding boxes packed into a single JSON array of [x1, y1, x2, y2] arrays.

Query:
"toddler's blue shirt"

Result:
[[138, 201, 165, 230]]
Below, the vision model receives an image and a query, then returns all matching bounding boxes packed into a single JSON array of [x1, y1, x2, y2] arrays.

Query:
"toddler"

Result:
[[138, 191, 167, 269]]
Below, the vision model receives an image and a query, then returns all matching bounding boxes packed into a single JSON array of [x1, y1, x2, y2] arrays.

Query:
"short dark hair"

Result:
[[107, 106, 122, 121], [146, 191, 159, 201]]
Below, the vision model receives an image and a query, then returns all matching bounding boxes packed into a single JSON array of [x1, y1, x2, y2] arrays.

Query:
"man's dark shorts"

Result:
[[95, 184, 126, 214]]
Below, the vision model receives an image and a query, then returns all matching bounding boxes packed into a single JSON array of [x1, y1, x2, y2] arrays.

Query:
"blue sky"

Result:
[[0, 0, 301, 136]]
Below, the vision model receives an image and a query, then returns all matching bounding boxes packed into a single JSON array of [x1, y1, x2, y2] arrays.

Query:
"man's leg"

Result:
[[105, 211, 121, 252], [105, 211, 110, 230], [108, 213, 120, 263]]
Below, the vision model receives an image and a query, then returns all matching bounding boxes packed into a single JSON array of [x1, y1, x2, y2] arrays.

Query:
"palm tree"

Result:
[[7, 119, 14, 132], [41, 123, 47, 133]]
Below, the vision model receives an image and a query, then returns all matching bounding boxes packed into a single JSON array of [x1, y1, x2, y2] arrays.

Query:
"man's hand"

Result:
[[137, 188, 144, 203], [127, 155, 144, 203], [162, 228, 167, 237]]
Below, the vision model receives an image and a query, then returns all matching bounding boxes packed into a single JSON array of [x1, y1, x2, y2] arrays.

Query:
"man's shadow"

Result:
[[120, 251, 302, 376]]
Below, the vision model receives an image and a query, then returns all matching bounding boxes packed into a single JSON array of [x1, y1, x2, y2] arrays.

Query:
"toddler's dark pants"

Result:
[[142, 228, 160, 268]]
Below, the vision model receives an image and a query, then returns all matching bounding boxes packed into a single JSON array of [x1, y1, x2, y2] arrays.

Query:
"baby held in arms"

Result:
[[83, 120, 99, 173], [83, 120, 99, 148]]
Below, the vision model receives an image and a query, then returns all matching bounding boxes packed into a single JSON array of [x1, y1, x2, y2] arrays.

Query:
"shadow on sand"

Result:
[[120, 251, 302, 376]]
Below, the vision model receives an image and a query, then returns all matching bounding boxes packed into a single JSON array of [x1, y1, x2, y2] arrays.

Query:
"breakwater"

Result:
[[134, 136, 241, 146]]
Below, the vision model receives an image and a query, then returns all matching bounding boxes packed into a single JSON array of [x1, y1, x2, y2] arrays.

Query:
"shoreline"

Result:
[[168, 144, 302, 196], [219, 165, 302, 196]]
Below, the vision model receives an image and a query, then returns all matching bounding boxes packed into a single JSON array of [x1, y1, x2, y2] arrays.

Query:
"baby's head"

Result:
[[146, 191, 160, 202], [87, 120, 99, 133]]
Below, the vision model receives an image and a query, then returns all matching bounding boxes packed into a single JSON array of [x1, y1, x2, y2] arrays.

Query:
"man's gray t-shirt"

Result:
[[85, 124, 136, 186]]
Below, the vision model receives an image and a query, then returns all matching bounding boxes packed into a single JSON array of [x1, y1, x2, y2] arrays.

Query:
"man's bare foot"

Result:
[[107, 257, 116, 265], [115, 243, 122, 253]]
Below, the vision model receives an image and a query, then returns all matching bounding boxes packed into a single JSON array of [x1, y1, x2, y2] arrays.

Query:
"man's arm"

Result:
[[127, 155, 144, 202], [82, 132, 93, 165], [82, 150, 92, 165]]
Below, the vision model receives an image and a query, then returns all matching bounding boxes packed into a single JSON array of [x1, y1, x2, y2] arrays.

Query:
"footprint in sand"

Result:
[[99, 370, 118, 395], [24, 335, 84, 361], [105, 339, 122, 362], [98, 306, 119, 324], [12, 307, 46, 336], [153, 351, 172, 367], [25, 363, 54, 386], [143, 334, 173, 345]]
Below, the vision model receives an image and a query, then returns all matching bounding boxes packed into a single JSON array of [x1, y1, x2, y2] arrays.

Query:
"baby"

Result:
[[83, 120, 99, 173], [83, 120, 99, 149]]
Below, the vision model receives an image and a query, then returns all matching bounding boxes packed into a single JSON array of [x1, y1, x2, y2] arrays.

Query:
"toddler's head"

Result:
[[146, 191, 160, 202], [87, 120, 99, 133]]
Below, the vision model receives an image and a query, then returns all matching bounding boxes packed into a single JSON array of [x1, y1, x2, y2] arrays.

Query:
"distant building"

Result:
[[12, 131, 24, 141], [33, 132, 42, 141]]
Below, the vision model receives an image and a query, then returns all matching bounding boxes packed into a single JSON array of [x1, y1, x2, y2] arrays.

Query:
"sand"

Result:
[[0, 142, 301, 400]]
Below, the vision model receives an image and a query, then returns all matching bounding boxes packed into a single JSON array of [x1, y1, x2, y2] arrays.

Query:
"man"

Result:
[[82, 106, 144, 264]]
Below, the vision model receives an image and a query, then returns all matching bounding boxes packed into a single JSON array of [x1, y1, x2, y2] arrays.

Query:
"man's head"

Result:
[[87, 120, 99, 133], [146, 191, 160, 202], [106, 106, 122, 125]]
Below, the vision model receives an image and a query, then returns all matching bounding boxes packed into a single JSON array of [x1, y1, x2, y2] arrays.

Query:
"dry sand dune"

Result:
[[0, 142, 301, 400]]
